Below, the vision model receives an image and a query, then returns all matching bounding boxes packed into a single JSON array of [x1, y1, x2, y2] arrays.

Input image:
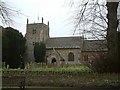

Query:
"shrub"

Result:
[[91, 53, 120, 73]]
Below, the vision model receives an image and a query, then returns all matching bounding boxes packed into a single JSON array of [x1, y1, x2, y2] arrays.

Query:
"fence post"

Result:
[[19, 77, 25, 90]]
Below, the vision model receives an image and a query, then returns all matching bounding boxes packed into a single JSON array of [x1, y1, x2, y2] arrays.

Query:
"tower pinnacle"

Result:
[[42, 17, 43, 23], [27, 18, 29, 24], [48, 21, 49, 30], [48, 21, 49, 26], [37, 14, 39, 22]]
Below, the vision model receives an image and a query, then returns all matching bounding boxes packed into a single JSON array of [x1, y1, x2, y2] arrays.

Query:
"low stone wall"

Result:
[[2, 71, 120, 88], [2, 76, 25, 87]]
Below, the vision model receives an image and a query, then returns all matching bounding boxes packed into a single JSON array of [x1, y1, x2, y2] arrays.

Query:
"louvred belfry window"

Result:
[[33, 28, 36, 34]]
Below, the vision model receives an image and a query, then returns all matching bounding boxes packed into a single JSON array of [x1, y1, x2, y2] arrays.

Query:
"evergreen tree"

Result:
[[2, 27, 26, 68], [34, 42, 46, 63]]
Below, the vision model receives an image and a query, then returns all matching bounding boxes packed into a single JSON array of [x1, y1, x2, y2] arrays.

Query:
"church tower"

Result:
[[25, 17, 49, 62]]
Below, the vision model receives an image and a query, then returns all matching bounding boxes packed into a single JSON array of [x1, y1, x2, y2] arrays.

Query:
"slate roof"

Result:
[[82, 40, 107, 51], [46, 37, 82, 49], [46, 36, 107, 51]]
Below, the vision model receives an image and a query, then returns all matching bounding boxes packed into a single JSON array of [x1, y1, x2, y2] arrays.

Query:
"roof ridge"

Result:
[[49, 36, 82, 39]]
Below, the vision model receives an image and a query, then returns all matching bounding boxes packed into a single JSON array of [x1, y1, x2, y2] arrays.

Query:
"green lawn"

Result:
[[3, 65, 92, 73]]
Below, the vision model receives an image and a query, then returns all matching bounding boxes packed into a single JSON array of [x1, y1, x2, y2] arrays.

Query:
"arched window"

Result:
[[51, 58, 56, 65], [68, 52, 74, 61]]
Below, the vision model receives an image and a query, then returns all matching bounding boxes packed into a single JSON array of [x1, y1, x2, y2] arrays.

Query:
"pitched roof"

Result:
[[46, 36, 107, 51], [82, 40, 107, 51], [46, 37, 82, 49]]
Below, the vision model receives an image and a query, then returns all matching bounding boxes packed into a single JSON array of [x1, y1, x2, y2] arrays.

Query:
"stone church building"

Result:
[[25, 18, 107, 66]]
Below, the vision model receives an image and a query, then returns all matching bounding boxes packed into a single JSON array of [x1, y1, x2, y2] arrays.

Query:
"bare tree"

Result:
[[0, 0, 12, 25], [68, 0, 108, 39], [69, 0, 120, 72], [0, 0, 20, 25]]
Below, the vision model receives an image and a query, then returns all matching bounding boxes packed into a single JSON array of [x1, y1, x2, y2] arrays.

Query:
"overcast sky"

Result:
[[4, 0, 76, 37], [1, 0, 120, 37]]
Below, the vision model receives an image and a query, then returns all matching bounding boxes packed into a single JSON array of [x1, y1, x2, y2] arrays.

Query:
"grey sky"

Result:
[[4, 0, 75, 37], [1, 0, 120, 36]]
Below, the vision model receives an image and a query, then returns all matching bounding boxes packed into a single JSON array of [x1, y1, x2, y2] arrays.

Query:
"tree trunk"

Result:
[[107, 2, 119, 72]]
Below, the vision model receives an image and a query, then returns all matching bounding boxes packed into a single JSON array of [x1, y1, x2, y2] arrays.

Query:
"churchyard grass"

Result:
[[3, 65, 92, 73]]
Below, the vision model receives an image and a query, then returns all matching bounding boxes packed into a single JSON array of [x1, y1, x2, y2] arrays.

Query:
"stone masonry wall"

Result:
[[25, 23, 49, 62], [46, 48, 81, 66]]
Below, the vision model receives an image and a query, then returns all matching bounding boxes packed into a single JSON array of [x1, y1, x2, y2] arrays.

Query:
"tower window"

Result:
[[33, 28, 36, 34], [33, 42, 35, 46], [68, 52, 74, 61]]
